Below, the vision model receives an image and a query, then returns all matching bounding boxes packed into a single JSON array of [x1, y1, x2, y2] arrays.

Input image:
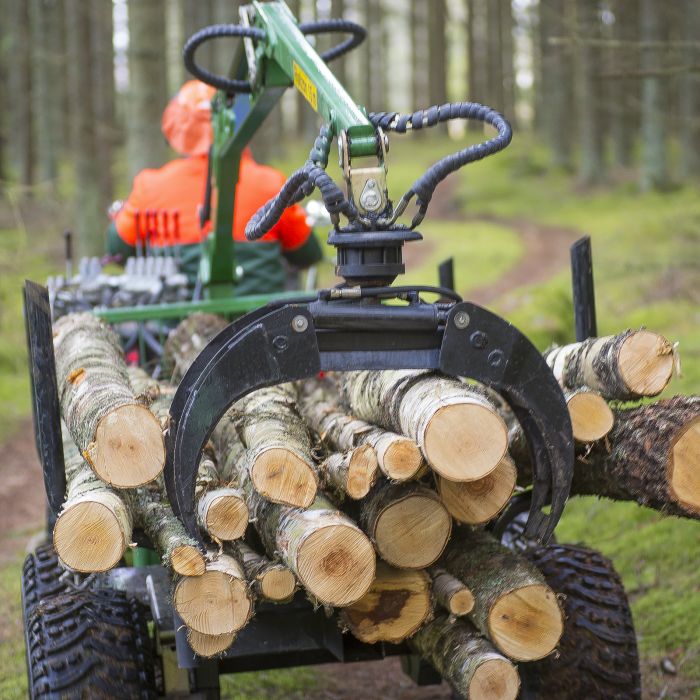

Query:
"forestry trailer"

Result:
[[23, 2, 664, 697]]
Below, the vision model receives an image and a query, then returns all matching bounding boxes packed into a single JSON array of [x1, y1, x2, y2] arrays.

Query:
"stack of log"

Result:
[[49, 311, 698, 699]]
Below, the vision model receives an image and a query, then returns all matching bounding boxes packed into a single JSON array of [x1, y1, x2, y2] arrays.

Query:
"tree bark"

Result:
[[411, 615, 521, 700], [54, 433, 133, 572], [429, 567, 475, 616], [365, 0, 385, 111], [317, 447, 379, 500], [442, 529, 563, 661], [543, 330, 675, 400], [500, 0, 516, 122], [53, 313, 165, 487], [338, 371, 507, 481], [679, 0, 700, 178], [486, 0, 504, 112], [233, 541, 297, 603], [127, 0, 168, 182], [428, 0, 448, 123], [340, 562, 431, 643]]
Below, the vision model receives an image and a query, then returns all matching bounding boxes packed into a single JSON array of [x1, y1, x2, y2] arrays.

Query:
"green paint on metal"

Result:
[[133, 547, 160, 567]]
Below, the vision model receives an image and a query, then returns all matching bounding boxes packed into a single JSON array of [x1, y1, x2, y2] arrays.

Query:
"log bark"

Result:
[[442, 529, 563, 661], [411, 616, 521, 700], [187, 629, 236, 658], [340, 562, 431, 644], [53, 313, 165, 487], [173, 551, 253, 635], [429, 567, 475, 616], [544, 330, 675, 400], [338, 371, 507, 481], [233, 541, 297, 603], [298, 378, 424, 481], [249, 491, 375, 606], [317, 447, 378, 500], [54, 433, 133, 572], [355, 481, 451, 570], [435, 455, 516, 525]]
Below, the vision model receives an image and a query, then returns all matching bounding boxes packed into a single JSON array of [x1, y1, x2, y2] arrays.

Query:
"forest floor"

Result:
[[0, 135, 698, 699]]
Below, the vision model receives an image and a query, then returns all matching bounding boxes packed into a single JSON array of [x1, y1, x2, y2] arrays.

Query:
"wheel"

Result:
[[22, 545, 157, 700], [518, 543, 642, 700]]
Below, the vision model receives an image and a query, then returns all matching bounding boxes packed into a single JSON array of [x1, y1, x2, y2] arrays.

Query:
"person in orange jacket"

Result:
[[108, 80, 323, 294]]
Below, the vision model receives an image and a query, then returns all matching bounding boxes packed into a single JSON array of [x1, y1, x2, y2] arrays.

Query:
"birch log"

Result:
[[173, 552, 253, 635], [436, 455, 517, 525], [53, 433, 133, 572], [544, 329, 675, 400], [234, 541, 297, 603], [340, 562, 431, 643], [187, 629, 236, 658], [338, 371, 507, 481], [249, 491, 376, 606], [562, 389, 614, 443], [442, 529, 563, 661], [429, 567, 475, 616], [53, 312, 164, 487], [298, 378, 425, 481], [411, 616, 521, 700], [355, 481, 451, 569], [317, 447, 379, 500]]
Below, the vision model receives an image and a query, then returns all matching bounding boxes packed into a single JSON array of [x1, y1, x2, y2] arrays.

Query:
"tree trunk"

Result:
[[486, 0, 504, 111], [317, 447, 379, 500], [298, 378, 424, 481], [340, 562, 431, 643], [639, 0, 669, 189], [330, 0, 347, 85], [429, 567, 475, 616], [365, 0, 385, 111], [679, 0, 700, 178], [543, 329, 675, 400], [576, 0, 604, 185], [173, 551, 253, 635], [211, 0, 242, 76], [354, 480, 451, 570], [435, 455, 516, 525], [442, 529, 564, 661], [54, 434, 133, 572], [186, 629, 236, 658], [249, 490, 376, 606], [500, 0, 516, 122], [53, 313, 165, 487], [233, 541, 297, 602], [338, 371, 507, 481], [428, 0, 448, 118], [411, 616, 521, 700], [127, 0, 168, 182]]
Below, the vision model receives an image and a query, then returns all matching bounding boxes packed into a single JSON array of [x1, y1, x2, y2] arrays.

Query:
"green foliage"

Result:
[[0, 557, 28, 700], [221, 668, 318, 700]]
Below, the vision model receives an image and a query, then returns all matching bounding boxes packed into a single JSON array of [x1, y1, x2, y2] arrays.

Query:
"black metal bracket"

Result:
[[571, 236, 597, 342], [165, 297, 573, 544]]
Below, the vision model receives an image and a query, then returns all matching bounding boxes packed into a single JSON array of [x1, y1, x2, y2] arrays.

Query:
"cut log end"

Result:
[[187, 629, 236, 658], [171, 545, 206, 577], [259, 567, 297, 602], [174, 571, 252, 636], [88, 404, 165, 487], [53, 501, 125, 572], [375, 494, 451, 569], [297, 524, 376, 606], [488, 583, 563, 661], [449, 587, 476, 616], [251, 448, 317, 508], [345, 445, 379, 499], [567, 391, 615, 443], [670, 417, 700, 513], [204, 495, 249, 541], [423, 402, 507, 481], [619, 330, 674, 397], [437, 456, 516, 525], [470, 658, 521, 700], [381, 438, 424, 481]]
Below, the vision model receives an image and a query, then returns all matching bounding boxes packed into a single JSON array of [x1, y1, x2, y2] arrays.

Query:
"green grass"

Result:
[[221, 668, 318, 699], [0, 555, 28, 700]]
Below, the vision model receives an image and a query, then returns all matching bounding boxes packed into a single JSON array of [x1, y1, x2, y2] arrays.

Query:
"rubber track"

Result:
[[520, 543, 642, 700], [22, 545, 156, 700]]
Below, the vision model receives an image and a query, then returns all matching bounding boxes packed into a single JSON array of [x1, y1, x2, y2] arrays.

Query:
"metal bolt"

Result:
[[359, 179, 382, 211], [470, 330, 488, 349], [488, 349, 504, 367], [272, 335, 289, 351], [453, 311, 470, 329], [292, 315, 309, 333]]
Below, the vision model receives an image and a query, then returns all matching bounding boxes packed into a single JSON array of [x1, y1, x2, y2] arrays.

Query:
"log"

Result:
[[53, 312, 164, 487], [429, 567, 475, 616], [234, 541, 297, 603], [340, 562, 431, 643], [127, 486, 205, 576], [435, 455, 516, 525], [356, 481, 451, 569], [411, 616, 520, 700], [53, 433, 133, 572], [563, 389, 614, 443], [298, 378, 425, 481], [338, 371, 507, 481], [162, 312, 228, 383], [442, 529, 563, 661], [249, 491, 376, 606], [544, 329, 675, 400], [317, 447, 379, 500], [229, 384, 318, 507], [173, 552, 253, 635], [187, 629, 236, 658]]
